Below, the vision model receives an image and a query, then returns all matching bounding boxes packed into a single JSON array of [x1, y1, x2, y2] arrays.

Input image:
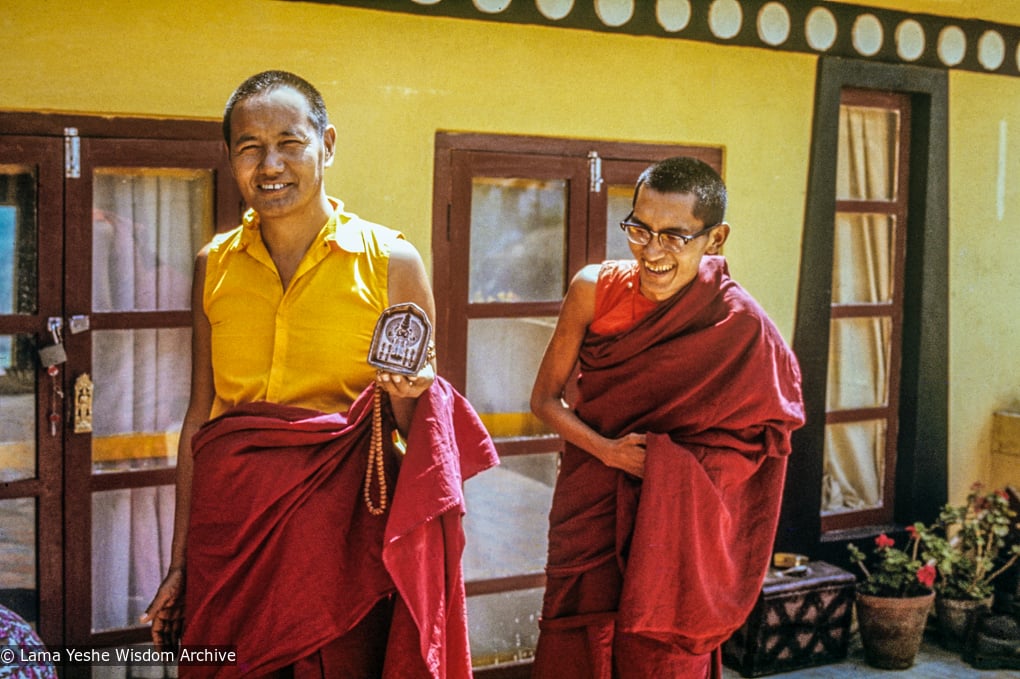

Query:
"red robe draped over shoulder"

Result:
[[182, 377, 498, 678], [533, 257, 804, 679]]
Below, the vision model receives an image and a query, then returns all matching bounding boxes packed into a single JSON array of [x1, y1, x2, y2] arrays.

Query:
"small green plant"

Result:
[[919, 483, 1020, 601], [848, 530, 936, 598]]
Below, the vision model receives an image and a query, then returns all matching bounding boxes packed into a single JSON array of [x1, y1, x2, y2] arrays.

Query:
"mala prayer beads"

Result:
[[362, 341, 435, 515], [364, 386, 389, 516]]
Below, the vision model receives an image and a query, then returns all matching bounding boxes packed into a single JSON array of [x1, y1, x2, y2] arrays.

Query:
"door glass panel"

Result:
[[826, 317, 891, 411], [91, 485, 174, 632], [0, 334, 36, 481], [0, 497, 37, 626], [468, 587, 543, 668], [467, 317, 554, 438], [836, 105, 900, 201], [469, 178, 566, 302], [91, 328, 189, 471], [463, 454, 556, 582], [822, 419, 887, 514], [605, 183, 635, 261], [0, 166, 38, 315], [93, 168, 213, 312], [833, 213, 895, 305]]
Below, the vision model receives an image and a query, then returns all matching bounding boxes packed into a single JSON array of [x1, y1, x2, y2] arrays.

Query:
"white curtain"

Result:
[[822, 105, 899, 514], [90, 170, 209, 647]]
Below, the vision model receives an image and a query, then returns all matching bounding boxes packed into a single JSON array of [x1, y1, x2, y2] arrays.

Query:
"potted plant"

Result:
[[848, 530, 937, 669], [918, 483, 1020, 650]]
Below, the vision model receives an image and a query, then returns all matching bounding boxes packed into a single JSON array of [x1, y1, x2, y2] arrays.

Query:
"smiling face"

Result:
[[227, 85, 336, 227], [628, 186, 729, 302]]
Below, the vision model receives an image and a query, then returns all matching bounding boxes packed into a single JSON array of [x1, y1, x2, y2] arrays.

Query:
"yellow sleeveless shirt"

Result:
[[203, 199, 401, 418]]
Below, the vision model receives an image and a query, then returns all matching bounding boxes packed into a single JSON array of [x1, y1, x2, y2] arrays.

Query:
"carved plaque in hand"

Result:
[[368, 302, 433, 376]]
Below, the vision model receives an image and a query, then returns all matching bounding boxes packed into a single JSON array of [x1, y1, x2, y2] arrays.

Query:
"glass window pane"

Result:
[[0, 333, 37, 481], [469, 178, 566, 303], [822, 420, 887, 514], [605, 183, 635, 261], [468, 587, 543, 668], [91, 328, 189, 471], [826, 317, 891, 411], [93, 168, 213, 312], [463, 454, 556, 582], [833, 213, 895, 304], [92, 485, 174, 632], [836, 104, 900, 201], [0, 165, 38, 315], [0, 498, 38, 626], [467, 318, 554, 438]]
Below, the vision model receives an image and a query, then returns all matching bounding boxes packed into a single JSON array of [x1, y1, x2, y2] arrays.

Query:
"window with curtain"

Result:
[[432, 134, 722, 673], [90, 168, 213, 632], [783, 57, 948, 561], [821, 89, 911, 531]]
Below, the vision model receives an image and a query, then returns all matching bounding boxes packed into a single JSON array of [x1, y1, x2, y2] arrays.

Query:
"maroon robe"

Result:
[[532, 257, 805, 679], [182, 377, 498, 678]]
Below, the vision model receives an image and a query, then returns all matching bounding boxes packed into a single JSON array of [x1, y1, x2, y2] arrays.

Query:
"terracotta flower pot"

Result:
[[935, 594, 994, 651], [856, 591, 935, 669]]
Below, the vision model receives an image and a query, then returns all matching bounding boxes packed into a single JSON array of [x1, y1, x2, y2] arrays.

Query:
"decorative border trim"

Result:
[[286, 0, 1020, 77]]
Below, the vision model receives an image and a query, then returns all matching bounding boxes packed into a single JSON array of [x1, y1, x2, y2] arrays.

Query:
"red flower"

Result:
[[916, 563, 936, 588], [875, 533, 895, 549], [906, 525, 918, 538]]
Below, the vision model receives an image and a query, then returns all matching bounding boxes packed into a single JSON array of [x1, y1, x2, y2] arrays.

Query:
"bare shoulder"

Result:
[[573, 263, 600, 287], [560, 263, 600, 327], [388, 236, 424, 266], [386, 236, 435, 316]]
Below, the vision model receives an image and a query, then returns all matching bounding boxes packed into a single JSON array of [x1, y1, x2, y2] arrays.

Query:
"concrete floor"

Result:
[[722, 633, 1019, 678]]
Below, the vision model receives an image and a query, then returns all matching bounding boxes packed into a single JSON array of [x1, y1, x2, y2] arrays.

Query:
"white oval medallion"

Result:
[[536, 0, 574, 21], [937, 25, 967, 66], [757, 2, 790, 47], [895, 19, 925, 62], [805, 7, 838, 52], [978, 30, 1005, 70], [656, 0, 691, 33], [595, 0, 635, 28], [852, 14, 883, 57], [708, 0, 742, 40]]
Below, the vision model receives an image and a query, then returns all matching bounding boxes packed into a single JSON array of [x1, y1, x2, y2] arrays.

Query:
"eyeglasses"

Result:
[[619, 213, 717, 253]]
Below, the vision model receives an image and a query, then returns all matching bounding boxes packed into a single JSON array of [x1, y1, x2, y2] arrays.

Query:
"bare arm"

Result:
[[379, 237, 437, 434], [530, 265, 647, 478], [140, 247, 215, 646]]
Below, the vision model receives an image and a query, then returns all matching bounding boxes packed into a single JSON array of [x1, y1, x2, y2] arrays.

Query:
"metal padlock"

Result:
[[38, 317, 67, 367]]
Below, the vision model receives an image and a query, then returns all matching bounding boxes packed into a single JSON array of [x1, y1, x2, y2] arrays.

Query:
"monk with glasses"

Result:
[[530, 156, 805, 678]]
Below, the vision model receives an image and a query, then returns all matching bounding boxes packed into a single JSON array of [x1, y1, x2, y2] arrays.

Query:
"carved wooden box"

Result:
[[722, 561, 856, 677]]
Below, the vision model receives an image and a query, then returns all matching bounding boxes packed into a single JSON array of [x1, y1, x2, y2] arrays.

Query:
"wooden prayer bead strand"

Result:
[[364, 386, 388, 516]]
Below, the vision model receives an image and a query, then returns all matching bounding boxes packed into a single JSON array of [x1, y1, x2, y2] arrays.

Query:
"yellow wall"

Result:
[[2, 0, 814, 333], [948, 69, 1020, 496], [4, 0, 1020, 503]]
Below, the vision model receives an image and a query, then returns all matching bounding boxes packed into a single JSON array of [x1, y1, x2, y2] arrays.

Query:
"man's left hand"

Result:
[[376, 362, 435, 400]]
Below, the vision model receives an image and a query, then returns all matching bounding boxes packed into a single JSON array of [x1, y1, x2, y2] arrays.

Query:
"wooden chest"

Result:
[[722, 561, 856, 677]]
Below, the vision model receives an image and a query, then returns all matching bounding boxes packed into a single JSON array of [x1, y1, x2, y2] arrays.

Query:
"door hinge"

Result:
[[64, 127, 80, 178], [587, 150, 603, 194]]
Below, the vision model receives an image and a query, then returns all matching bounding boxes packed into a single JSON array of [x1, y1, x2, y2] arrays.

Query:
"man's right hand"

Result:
[[140, 567, 185, 649], [600, 432, 647, 478]]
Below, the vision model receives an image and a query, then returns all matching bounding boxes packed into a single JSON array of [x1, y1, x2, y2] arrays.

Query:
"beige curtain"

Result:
[[89, 170, 209, 653], [822, 105, 899, 514]]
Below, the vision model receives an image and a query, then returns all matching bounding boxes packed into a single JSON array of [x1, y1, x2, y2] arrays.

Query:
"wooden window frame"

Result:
[[432, 132, 721, 677], [821, 87, 911, 533], [0, 112, 241, 654], [779, 58, 949, 561]]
